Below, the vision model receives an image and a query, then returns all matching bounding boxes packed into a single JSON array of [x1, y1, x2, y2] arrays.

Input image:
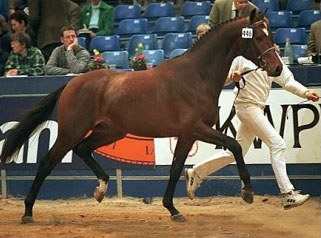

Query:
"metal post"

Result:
[[1, 170, 7, 199], [116, 169, 123, 197]]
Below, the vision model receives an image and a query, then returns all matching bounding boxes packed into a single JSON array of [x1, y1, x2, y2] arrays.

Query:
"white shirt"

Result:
[[227, 56, 308, 109]]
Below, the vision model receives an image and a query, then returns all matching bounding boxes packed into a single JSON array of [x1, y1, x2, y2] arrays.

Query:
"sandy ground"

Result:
[[0, 195, 320, 238]]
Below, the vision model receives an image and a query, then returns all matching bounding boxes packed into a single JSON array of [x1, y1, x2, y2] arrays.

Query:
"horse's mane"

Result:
[[173, 17, 246, 59]]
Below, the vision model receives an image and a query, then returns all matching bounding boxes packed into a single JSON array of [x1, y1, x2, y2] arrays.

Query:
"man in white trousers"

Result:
[[185, 55, 320, 209]]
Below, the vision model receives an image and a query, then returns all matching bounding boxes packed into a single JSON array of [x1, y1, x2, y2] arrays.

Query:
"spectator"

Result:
[[0, 14, 11, 76], [45, 26, 90, 75], [306, 20, 321, 56], [0, 14, 11, 53], [8, 0, 28, 16], [9, 10, 36, 46], [208, 0, 258, 28], [28, 0, 80, 62], [306, 3, 321, 57], [196, 23, 211, 40], [185, 55, 319, 209], [79, 0, 114, 39], [5, 31, 45, 76]]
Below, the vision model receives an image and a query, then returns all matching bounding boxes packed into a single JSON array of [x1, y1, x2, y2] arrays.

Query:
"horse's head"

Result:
[[241, 10, 283, 76]]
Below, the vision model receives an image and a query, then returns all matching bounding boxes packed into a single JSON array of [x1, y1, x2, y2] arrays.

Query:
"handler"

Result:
[[185, 55, 320, 209]]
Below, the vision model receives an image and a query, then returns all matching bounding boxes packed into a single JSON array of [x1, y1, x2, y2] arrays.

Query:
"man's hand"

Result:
[[231, 70, 242, 82], [90, 32, 97, 38], [306, 91, 320, 102], [6, 69, 18, 76], [67, 38, 78, 51]]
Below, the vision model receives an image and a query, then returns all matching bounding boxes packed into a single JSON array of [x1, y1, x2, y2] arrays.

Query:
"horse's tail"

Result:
[[0, 85, 67, 164]]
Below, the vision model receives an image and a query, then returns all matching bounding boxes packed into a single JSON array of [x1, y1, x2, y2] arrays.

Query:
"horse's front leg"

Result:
[[194, 123, 253, 203], [163, 137, 195, 223]]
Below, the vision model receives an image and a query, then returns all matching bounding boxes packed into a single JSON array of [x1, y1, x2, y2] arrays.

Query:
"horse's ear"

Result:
[[249, 8, 257, 24]]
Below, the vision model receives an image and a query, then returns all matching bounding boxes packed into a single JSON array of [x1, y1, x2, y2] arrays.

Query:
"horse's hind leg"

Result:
[[163, 137, 195, 222], [22, 139, 71, 223], [194, 122, 253, 203], [74, 124, 126, 202]]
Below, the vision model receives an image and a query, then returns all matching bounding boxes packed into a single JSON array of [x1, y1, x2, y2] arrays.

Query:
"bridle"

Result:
[[246, 20, 276, 69]]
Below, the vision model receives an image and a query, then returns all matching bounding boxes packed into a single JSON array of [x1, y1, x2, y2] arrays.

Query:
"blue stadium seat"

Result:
[[252, 0, 279, 12], [142, 49, 165, 66], [162, 32, 193, 58], [296, 10, 321, 29], [286, 0, 313, 15], [127, 34, 158, 58], [180, 1, 211, 19], [151, 16, 185, 36], [169, 48, 188, 58], [0, 0, 8, 19], [144, 2, 174, 22], [291, 44, 307, 62], [114, 5, 141, 23], [89, 35, 120, 53], [187, 15, 210, 35], [266, 11, 293, 31], [116, 18, 148, 39], [78, 37, 87, 49], [101, 51, 129, 69], [274, 28, 307, 46]]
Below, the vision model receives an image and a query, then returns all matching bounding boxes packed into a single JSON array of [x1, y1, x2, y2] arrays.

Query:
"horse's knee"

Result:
[[74, 143, 90, 157], [226, 138, 242, 155]]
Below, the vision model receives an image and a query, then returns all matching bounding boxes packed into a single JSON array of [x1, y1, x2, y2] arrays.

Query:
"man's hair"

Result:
[[60, 26, 77, 37], [196, 23, 211, 37], [9, 10, 29, 26], [11, 32, 31, 48]]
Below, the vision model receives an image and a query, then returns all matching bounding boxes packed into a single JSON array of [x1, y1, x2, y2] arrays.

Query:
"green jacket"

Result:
[[80, 1, 114, 36]]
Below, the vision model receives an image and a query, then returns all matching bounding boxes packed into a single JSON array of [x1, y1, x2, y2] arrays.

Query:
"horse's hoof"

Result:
[[241, 189, 254, 204], [21, 216, 34, 224], [171, 213, 187, 223], [94, 187, 105, 203]]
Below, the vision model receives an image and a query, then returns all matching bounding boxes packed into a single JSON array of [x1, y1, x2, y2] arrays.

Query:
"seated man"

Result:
[[306, 20, 321, 57], [45, 26, 90, 75], [5, 32, 45, 76]]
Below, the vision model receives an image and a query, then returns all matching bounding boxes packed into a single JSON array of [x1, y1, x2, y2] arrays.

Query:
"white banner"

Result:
[[155, 88, 321, 165]]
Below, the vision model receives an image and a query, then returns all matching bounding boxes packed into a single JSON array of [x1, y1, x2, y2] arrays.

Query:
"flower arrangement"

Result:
[[130, 43, 147, 71], [88, 49, 107, 71]]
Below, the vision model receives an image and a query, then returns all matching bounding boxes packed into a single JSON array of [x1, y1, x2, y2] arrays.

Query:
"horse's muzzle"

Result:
[[265, 64, 283, 77]]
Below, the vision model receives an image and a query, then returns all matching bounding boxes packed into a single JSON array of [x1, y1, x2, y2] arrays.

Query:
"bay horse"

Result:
[[0, 10, 282, 223]]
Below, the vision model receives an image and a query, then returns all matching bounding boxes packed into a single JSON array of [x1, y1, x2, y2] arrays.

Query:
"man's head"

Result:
[[91, 0, 101, 6], [196, 23, 211, 39], [233, 0, 249, 12], [11, 32, 31, 55], [60, 26, 77, 48]]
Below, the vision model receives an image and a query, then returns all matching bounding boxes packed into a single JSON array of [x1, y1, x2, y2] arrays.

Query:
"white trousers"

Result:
[[193, 105, 294, 194]]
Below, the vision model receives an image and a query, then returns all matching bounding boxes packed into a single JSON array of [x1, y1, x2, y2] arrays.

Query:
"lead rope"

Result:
[[285, 97, 321, 119], [222, 67, 259, 136]]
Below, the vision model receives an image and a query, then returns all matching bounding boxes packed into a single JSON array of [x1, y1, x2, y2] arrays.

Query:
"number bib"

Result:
[[242, 28, 253, 39]]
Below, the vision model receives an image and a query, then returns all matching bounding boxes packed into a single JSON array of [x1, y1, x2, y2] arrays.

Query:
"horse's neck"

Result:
[[192, 20, 247, 98]]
